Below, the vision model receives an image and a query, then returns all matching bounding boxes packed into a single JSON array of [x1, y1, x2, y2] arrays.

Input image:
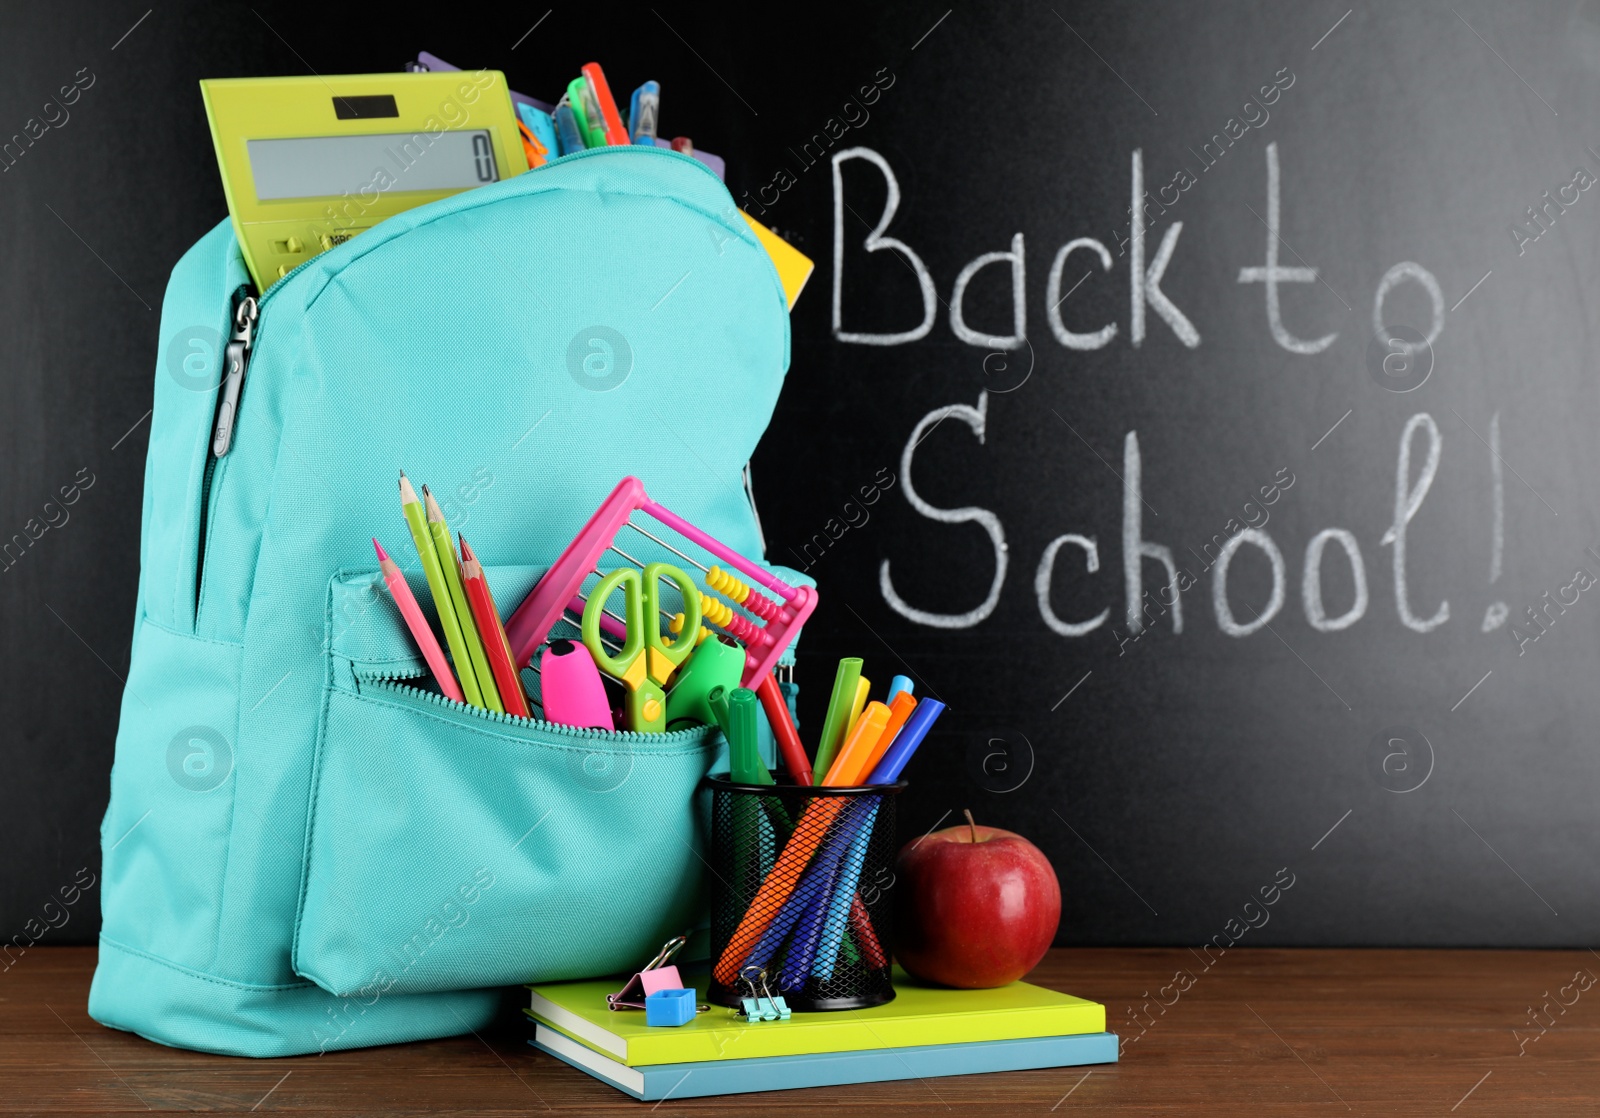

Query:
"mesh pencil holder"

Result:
[[702, 774, 905, 1012]]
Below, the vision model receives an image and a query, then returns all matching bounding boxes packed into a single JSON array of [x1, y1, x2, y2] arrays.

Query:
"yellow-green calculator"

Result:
[[201, 71, 529, 292]]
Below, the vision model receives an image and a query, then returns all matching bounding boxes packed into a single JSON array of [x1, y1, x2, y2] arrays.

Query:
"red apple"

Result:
[[894, 809, 1061, 988]]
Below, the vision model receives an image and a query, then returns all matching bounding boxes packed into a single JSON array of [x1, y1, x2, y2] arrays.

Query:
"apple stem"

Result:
[[964, 808, 978, 843]]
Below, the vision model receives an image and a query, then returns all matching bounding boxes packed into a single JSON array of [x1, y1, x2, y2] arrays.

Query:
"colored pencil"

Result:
[[458, 535, 532, 718], [423, 486, 503, 714], [373, 537, 463, 703], [400, 472, 483, 708]]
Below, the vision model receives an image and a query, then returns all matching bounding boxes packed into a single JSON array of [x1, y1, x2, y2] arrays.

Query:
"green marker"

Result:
[[666, 633, 745, 730], [727, 687, 774, 785], [399, 473, 482, 708], [423, 485, 502, 713], [811, 658, 863, 783]]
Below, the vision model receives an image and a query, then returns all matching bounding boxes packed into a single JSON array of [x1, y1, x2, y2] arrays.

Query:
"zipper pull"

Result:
[[212, 290, 257, 457]]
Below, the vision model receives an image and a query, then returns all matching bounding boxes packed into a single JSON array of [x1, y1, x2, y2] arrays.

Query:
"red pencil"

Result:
[[458, 535, 532, 718]]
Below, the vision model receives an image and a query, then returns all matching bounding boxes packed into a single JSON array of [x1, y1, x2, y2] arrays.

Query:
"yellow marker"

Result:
[[844, 676, 870, 736]]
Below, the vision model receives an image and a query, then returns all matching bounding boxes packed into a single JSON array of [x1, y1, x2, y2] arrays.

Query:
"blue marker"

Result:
[[629, 81, 660, 145], [553, 102, 585, 157], [886, 675, 914, 703], [866, 698, 945, 784]]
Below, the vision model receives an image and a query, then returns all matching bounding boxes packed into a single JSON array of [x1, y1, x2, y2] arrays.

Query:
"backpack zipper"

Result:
[[194, 285, 255, 613], [211, 289, 257, 456], [357, 671, 713, 746]]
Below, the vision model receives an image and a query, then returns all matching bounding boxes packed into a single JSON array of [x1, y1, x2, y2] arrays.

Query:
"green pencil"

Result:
[[399, 472, 484, 708], [810, 657, 862, 783], [423, 485, 503, 714]]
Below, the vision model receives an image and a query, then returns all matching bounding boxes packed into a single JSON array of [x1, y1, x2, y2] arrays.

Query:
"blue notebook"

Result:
[[532, 1023, 1118, 1100]]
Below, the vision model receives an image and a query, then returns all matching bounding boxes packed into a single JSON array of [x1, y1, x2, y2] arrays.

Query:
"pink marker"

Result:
[[374, 538, 464, 703], [539, 639, 614, 730]]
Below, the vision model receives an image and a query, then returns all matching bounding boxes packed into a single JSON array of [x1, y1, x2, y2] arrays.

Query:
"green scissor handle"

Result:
[[581, 562, 701, 733]]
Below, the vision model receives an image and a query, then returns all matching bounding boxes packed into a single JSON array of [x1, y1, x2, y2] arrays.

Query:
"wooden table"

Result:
[[4, 947, 1597, 1114]]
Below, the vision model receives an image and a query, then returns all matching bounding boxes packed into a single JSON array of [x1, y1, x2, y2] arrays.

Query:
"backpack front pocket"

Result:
[[292, 569, 719, 998]]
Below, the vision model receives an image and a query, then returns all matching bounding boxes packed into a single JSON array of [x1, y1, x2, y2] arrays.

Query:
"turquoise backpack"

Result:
[[89, 146, 798, 1057]]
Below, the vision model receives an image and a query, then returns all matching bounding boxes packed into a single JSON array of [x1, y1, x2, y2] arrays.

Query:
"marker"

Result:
[[539, 640, 614, 730], [581, 62, 630, 145], [865, 690, 918, 775], [866, 698, 946, 784], [664, 632, 744, 731], [844, 676, 870, 736], [629, 80, 660, 144], [811, 658, 862, 782], [822, 701, 891, 787], [755, 673, 812, 784], [726, 687, 773, 785]]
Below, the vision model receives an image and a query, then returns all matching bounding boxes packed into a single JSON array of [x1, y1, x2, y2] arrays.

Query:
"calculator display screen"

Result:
[[247, 130, 498, 201]]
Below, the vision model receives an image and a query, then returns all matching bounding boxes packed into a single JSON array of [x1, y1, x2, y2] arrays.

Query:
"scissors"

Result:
[[582, 562, 702, 733]]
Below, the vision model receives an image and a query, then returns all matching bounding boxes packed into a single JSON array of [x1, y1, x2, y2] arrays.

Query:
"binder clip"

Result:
[[608, 935, 693, 1011], [734, 966, 790, 1022]]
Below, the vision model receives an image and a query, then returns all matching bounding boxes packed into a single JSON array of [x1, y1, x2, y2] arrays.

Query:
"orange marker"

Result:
[[823, 701, 891, 787], [863, 691, 918, 775], [580, 62, 630, 145]]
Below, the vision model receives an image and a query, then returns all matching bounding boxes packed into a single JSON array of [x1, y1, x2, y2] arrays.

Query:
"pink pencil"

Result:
[[374, 537, 464, 702]]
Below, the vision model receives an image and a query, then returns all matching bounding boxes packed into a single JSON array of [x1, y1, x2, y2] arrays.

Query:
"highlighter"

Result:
[[539, 640, 613, 730], [664, 632, 744, 730]]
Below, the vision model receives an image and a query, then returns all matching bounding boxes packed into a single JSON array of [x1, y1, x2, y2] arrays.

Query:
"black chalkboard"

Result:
[[3, 0, 1596, 951]]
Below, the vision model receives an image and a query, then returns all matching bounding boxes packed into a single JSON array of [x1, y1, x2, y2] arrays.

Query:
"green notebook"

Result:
[[526, 967, 1105, 1066]]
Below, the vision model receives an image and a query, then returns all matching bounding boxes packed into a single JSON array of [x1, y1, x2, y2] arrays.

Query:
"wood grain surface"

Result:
[[4, 947, 1597, 1114]]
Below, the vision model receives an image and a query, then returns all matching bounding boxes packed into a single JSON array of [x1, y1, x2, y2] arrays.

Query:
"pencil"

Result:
[[423, 486, 503, 714], [373, 538, 463, 703], [458, 535, 532, 718], [400, 472, 484, 708]]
